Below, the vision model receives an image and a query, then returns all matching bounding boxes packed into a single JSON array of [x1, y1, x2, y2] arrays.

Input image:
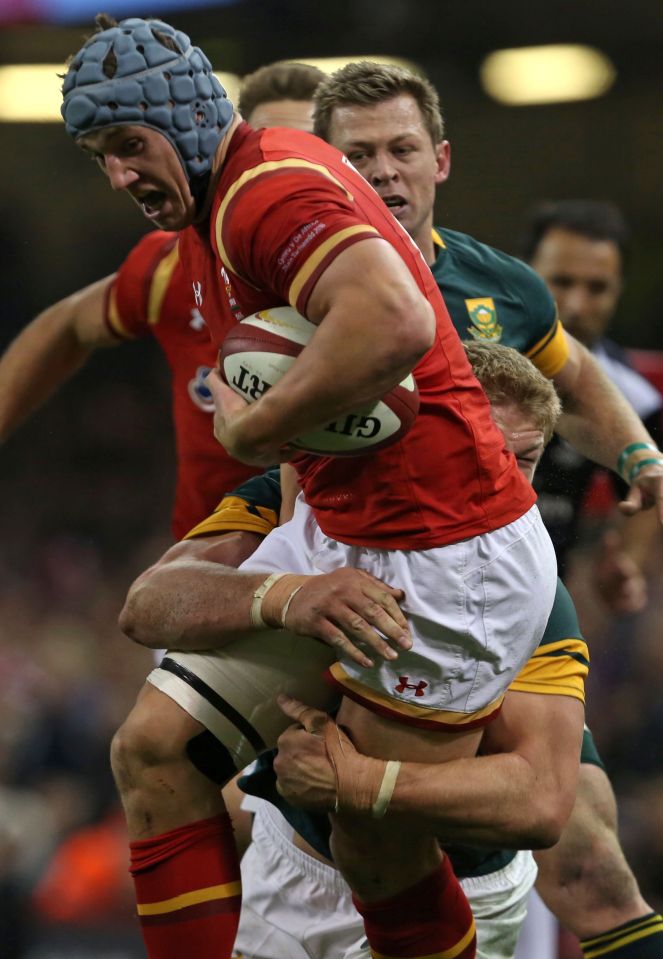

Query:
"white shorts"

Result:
[[234, 799, 537, 959], [147, 496, 556, 766]]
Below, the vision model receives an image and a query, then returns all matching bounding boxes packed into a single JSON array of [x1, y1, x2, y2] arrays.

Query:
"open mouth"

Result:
[[382, 194, 407, 216], [138, 190, 167, 217]]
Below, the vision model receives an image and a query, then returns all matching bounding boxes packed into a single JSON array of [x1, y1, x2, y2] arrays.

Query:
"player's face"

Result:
[[490, 400, 545, 483], [530, 227, 623, 347], [327, 94, 450, 260], [247, 99, 314, 132], [77, 125, 196, 230]]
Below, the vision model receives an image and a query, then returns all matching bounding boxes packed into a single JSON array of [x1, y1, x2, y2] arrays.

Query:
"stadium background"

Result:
[[0, 1, 662, 955]]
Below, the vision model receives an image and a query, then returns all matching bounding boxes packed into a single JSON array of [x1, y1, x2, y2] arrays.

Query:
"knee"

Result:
[[110, 701, 188, 792]]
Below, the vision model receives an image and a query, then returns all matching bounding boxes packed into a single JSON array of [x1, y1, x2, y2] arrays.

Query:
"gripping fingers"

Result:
[[361, 586, 411, 648], [276, 694, 330, 736], [323, 621, 376, 668]]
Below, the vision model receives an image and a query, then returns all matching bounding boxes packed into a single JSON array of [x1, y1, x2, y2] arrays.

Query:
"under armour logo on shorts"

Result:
[[394, 677, 428, 696]]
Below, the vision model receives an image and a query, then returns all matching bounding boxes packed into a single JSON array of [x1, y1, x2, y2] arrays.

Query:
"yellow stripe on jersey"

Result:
[[147, 240, 180, 326], [106, 286, 137, 339], [136, 880, 241, 916], [288, 224, 380, 307], [582, 916, 663, 958], [372, 918, 476, 959], [214, 159, 354, 279], [183, 495, 278, 540], [525, 315, 570, 378], [329, 663, 504, 726], [431, 227, 446, 249], [510, 637, 589, 702]]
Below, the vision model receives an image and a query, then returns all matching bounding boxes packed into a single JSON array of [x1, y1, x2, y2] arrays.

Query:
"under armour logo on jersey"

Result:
[[394, 677, 428, 696], [192, 280, 203, 306], [188, 365, 215, 413]]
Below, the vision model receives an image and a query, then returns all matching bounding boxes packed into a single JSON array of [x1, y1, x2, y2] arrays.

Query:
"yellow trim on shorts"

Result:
[[147, 240, 179, 326], [137, 880, 241, 916], [372, 916, 476, 958], [214, 158, 354, 279], [510, 638, 588, 703], [183, 497, 278, 540], [328, 663, 503, 727], [287, 224, 380, 307], [525, 316, 570, 378]]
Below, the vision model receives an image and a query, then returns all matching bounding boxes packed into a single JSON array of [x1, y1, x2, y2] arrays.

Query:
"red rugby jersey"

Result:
[[178, 123, 534, 549], [105, 230, 260, 539]]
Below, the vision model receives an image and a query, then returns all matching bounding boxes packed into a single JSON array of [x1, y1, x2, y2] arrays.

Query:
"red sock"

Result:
[[352, 857, 476, 959], [129, 813, 241, 959]]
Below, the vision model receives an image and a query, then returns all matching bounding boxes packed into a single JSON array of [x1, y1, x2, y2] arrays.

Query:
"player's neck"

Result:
[[194, 114, 244, 226], [413, 216, 436, 266]]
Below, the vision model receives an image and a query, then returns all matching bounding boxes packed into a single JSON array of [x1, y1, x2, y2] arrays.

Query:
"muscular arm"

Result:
[[0, 277, 118, 442], [553, 334, 663, 517], [274, 691, 584, 849], [119, 531, 411, 665], [214, 240, 435, 464]]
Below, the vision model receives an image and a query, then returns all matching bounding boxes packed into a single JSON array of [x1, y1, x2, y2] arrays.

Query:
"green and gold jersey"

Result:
[[432, 227, 569, 378], [183, 468, 281, 540]]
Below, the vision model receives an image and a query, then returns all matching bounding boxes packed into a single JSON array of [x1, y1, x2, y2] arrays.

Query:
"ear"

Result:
[[434, 140, 451, 185]]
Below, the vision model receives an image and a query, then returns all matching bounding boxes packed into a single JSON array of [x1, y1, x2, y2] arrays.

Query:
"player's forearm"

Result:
[[233, 312, 429, 458], [119, 559, 269, 649], [385, 751, 574, 848], [556, 345, 658, 472], [229, 245, 434, 458], [0, 281, 115, 442], [0, 311, 91, 441]]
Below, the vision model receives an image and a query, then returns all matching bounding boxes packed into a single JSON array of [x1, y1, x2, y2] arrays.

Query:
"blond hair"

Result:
[[313, 61, 444, 145], [465, 341, 561, 443]]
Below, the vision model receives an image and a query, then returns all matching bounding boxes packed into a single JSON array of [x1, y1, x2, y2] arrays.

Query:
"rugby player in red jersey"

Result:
[[0, 62, 323, 539], [61, 16, 559, 959], [59, 14, 663, 959]]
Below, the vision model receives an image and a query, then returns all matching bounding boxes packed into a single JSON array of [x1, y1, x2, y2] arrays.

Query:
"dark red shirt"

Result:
[[178, 123, 534, 548], [106, 230, 259, 539]]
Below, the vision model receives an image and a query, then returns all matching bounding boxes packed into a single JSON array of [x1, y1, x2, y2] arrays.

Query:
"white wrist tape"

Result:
[[250, 572, 287, 628], [280, 584, 304, 629], [371, 760, 401, 818]]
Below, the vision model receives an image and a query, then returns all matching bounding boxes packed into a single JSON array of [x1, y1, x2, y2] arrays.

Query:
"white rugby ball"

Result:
[[220, 306, 419, 456]]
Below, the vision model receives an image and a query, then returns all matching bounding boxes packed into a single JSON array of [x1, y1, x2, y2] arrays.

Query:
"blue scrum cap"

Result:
[[61, 17, 234, 184]]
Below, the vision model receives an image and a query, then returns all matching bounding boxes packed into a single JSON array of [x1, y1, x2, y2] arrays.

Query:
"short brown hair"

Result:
[[313, 61, 444, 145], [239, 62, 325, 118], [464, 341, 561, 443]]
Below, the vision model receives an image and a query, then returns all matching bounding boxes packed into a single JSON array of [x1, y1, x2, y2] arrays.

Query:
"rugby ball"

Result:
[[220, 306, 419, 456]]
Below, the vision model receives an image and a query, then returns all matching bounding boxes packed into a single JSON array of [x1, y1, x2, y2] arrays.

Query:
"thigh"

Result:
[[147, 498, 340, 772], [148, 634, 338, 773], [327, 505, 557, 731]]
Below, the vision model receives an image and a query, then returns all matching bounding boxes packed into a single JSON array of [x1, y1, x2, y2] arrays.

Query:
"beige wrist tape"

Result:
[[372, 760, 402, 818], [251, 572, 309, 629], [323, 721, 401, 818]]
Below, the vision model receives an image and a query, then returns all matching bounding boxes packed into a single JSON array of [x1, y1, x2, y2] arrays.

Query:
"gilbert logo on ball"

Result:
[[221, 307, 419, 456]]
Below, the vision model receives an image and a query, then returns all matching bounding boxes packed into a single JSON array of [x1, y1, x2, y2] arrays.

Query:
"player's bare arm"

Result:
[[119, 534, 411, 666], [274, 690, 583, 849], [554, 332, 663, 519], [0, 276, 116, 442], [210, 239, 435, 465]]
